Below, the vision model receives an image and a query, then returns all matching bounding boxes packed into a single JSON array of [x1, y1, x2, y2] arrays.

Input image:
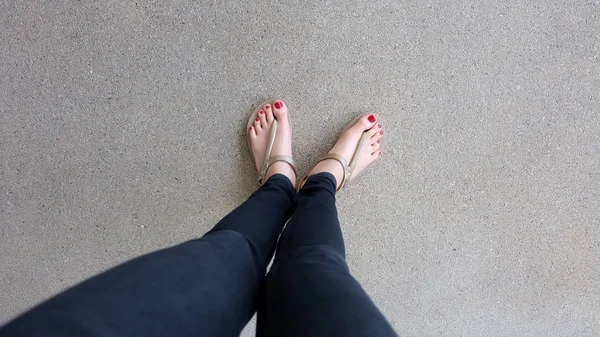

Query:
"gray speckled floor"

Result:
[[1, 1, 599, 336]]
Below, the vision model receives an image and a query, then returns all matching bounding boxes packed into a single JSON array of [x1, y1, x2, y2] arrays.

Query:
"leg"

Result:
[[257, 114, 396, 337], [0, 175, 296, 337], [257, 174, 396, 337], [1, 100, 297, 337]]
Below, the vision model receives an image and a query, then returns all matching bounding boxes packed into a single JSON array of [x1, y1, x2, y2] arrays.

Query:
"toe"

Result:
[[371, 127, 383, 141], [249, 125, 257, 138], [371, 149, 382, 157], [272, 100, 288, 120], [263, 103, 272, 119], [254, 117, 262, 130], [355, 113, 378, 131], [370, 139, 381, 151], [258, 108, 268, 127], [367, 123, 382, 138], [265, 105, 274, 123]]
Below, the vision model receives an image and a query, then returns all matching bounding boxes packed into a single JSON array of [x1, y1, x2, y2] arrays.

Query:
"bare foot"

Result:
[[307, 114, 383, 190], [248, 100, 296, 185]]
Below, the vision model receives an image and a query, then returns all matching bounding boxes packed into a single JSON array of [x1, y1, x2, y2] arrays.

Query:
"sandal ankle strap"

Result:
[[259, 155, 298, 185]]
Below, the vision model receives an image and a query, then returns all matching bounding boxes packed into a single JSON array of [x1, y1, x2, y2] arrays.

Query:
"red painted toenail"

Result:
[[249, 126, 253, 130], [256, 117, 259, 121], [259, 110, 264, 114], [377, 140, 381, 144], [274, 101, 282, 109], [368, 115, 376, 123], [380, 131, 383, 135], [378, 124, 382, 128], [265, 105, 270, 109]]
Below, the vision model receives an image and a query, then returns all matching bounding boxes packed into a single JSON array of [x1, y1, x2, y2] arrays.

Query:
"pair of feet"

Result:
[[249, 100, 384, 190]]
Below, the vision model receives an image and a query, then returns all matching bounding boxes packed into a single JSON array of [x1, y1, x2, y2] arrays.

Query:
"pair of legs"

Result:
[[0, 101, 396, 337]]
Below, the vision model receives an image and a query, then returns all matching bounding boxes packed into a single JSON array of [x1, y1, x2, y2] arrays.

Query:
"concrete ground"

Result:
[[1, 1, 599, 336]]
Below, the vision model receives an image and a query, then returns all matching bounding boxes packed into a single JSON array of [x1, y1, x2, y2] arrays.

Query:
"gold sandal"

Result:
[[247, 99, 298, 185], [297, 115, 380, 192]]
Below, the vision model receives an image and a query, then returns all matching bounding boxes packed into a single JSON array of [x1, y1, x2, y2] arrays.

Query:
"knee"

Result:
[[273, 245, 349, 273]]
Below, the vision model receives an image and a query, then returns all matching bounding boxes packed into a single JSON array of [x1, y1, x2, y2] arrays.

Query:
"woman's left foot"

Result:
[[248, 100, 296, 185], [305, 114, 383, 190]]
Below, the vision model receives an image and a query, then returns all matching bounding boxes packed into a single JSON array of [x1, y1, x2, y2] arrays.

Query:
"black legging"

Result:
[[0, 173, 397, 337]]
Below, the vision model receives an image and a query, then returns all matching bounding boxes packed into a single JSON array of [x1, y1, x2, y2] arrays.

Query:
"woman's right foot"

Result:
[[248, 100, 296, 185], [307, 114, 384, 190]]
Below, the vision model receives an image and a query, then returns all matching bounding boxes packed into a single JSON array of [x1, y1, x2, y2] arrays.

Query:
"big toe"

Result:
[[272, 100, 288, 120], [353, 113, 378, 132]]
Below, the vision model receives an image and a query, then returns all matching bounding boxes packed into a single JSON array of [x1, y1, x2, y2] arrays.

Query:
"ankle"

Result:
[[308, 159, 344, 190], [265, 162, 296, 188], [298, 171, 338, 195]]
